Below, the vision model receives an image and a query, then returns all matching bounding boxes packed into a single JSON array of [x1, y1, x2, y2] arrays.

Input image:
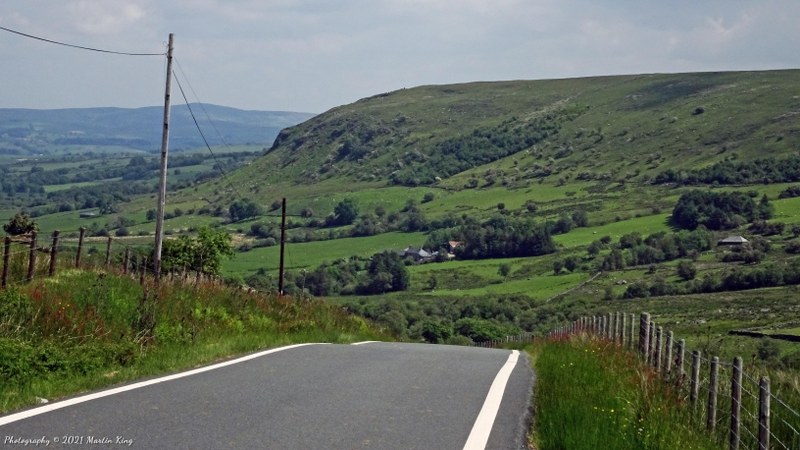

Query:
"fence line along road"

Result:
[[547, 312, 800, 450]]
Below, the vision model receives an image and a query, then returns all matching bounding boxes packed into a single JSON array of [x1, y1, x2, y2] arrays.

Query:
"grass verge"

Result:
[[531, 335, 721, 450], [0, 269, 388, 414]]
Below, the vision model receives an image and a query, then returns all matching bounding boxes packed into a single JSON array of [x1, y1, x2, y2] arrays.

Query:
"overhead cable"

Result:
[[0, 25, 165, 56], [172, 70, 244, 200]]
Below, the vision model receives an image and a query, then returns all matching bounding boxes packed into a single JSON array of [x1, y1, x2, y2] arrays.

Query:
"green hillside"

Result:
[[243, 71, 800, 185], [165, 70, 799, 222]]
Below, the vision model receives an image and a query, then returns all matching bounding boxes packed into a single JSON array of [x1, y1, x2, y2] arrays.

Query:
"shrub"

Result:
[[676, 261, 697, 280], [3, 212, 38, 235]]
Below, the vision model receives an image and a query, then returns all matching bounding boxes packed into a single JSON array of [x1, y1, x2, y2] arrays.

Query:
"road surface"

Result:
[[1, 342, 534, 449]]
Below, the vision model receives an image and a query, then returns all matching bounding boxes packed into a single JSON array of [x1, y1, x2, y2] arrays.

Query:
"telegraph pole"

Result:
[[278, 197, 287, 296], [153, 33, 174, 282]]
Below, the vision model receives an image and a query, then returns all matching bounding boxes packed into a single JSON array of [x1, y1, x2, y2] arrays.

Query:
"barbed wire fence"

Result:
[[547, 312, 800, 450], [1, 227, 224, 291]]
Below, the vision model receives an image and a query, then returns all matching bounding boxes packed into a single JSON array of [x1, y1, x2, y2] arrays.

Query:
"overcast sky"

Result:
[[1, 1, 799, 113]]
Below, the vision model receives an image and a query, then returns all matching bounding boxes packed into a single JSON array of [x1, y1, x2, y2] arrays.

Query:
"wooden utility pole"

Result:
[[153, 33, 174, 283], [278, 197, 287, 296]]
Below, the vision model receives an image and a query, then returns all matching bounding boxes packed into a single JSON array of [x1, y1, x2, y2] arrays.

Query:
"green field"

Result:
[[222, 231, 427, 277], [420, 271, 589, 299], [553, 214, 672, 248]]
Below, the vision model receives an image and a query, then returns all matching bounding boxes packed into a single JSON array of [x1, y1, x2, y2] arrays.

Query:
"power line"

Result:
[[172, 70, 245, 200], [0, 25, 165, 56], [174, 58, 237, 152], [169, 60, 307, 219]]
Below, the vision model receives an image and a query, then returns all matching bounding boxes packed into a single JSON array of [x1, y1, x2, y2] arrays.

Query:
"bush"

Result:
[[676, 261, 697, 280], [3, 212, 38, 235]]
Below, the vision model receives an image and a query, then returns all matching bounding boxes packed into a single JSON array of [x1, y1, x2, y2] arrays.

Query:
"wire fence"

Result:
[[1, 227, 222, 291], [547, 312, 800, 450]]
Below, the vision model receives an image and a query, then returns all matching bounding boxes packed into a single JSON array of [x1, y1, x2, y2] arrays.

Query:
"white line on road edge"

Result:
[[0, 343, 319, 427], [462, 350, 520, 450], [350, 341, 381, 345]]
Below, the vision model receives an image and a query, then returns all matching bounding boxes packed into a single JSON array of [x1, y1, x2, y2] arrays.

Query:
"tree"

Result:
[[332, 198, 359, 226], [417, 320, 453, 344], [676, 260, 697, 281], [357, 251, 409, 294], [159, 226, 234, 275], [563, 256, 579, 272], [3, 212, 37, 235], [571, 210, 589, 227], [229, 198, 262, 222]]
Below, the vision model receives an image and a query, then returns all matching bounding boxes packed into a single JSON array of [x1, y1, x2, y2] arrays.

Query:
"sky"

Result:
[[1, 0, 799, 114]]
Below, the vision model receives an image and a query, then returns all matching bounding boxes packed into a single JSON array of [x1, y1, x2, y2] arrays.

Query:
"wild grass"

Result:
[[0, 269, 386, 413], [533, 335, 721, 450]]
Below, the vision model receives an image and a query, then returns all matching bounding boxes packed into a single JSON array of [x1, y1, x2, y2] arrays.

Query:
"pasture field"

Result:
[[553, 213, 672, 248], [420, 271, 589, 299], [222, 231, 427, 277]]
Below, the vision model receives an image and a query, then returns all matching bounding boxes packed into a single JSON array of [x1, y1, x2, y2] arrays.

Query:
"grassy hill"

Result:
[[163, 70, 800, 225], [239, 70, 800, 186]]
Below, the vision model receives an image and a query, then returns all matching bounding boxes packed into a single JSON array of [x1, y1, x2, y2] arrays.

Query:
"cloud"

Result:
[[67, 0, 149, 35]]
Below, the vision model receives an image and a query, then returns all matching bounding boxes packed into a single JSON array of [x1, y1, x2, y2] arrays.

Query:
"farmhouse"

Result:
[[718, 236, 748, 246], [399, 246, 437, 263]]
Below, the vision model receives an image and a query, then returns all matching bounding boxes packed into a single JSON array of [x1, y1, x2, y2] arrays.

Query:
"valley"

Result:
[[2, 70, 800, 365]]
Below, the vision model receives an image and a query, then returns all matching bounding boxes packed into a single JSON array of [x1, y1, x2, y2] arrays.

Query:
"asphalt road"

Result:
[[1, 342, 534, 449]]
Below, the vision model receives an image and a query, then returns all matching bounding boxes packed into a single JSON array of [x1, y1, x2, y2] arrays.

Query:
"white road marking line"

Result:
[[350, 341, 381, 345], [0, 343, 319, 426], [462, 350, 520, 450]]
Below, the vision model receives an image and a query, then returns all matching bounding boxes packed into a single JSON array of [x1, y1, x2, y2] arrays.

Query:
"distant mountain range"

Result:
[[0, 104, 315, 155]]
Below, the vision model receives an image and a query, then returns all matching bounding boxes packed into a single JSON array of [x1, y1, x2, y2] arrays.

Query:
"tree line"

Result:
[[671, 190, 772, 231], [653, 154, 800, 185]]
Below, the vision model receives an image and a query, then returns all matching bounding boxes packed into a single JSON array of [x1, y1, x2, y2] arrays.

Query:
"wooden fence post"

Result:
[[759, 377, 770, 450], [629, 313, 635, 349], [730, 356, 742, 450], [621, 313, 627, 347], [105, 236, 112, 267], [75, 226, 86, 268], [27, 230, 36, 281], [665, 330, 673, 376], [639, 313, 651, 358], [708, 356, 719, 431], [691, 350, 701, 408], [677, 339, 686, 388], [648, 322, 656, 365], [655, 326, 663, 371], [48, 230, 60, 277], [2, 236, 10, 288], [123, 248, 130, 274]]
